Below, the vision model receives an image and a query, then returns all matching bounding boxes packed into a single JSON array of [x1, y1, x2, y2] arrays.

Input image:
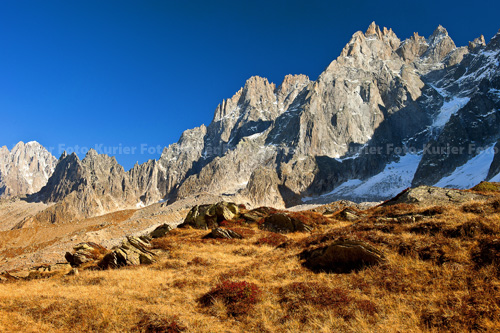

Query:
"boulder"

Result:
[[150, 223, 173, 238], [335, 208, 360, 221], [179, 201, 240, 229], [98, 236, 157, 269], [65, 242, 108, 267], [300, 240, 385, 273], [99, 252, 121, 269], [203, 228, 243, 239], [259, 213, 313, 233], [241, 207, 277, 223], [65, 236, 157, 269]]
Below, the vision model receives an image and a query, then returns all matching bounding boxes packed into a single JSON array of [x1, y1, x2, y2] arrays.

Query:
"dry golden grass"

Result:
[[1, 197, 500, 332]]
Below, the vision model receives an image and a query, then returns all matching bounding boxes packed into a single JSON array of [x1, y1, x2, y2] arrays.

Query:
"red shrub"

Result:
[[199, 280, 262, 316], [255, 233, 288, 247], [219, 219, 246, 228], [286, 211, 332, 227], [279, 282, 377, 321], [228, 227, 256, 238]]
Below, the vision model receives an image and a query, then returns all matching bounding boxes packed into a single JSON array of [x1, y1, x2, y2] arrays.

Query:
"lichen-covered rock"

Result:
[[259, 213, 312, 233], [110, 236, 157, 267], [65, 237, 157, 269], [301, 240, 385, 273], [65, 242, 108, 267], [203, 228, 243, 239], [241, 207, 277, 223], [335, 208, 360, 221], [179, 202, 240, 229], [150, 223, 173, 238]]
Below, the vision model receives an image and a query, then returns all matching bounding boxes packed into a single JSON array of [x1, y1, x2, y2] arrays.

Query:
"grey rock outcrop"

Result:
[[150, 224, 173, 238], [65, 242, 108, 267]]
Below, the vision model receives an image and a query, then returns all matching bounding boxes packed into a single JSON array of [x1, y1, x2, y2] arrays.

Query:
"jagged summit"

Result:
[[469, 35, 486, 50], [0, 141, 57, 198], [10, 23, 500, 222]]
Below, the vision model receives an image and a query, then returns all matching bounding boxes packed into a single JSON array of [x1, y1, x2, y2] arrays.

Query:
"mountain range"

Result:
[[2, 22, 500, 223]]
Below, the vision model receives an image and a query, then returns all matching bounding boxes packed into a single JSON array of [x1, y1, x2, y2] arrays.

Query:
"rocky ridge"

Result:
[[13, 23, 500, 222]]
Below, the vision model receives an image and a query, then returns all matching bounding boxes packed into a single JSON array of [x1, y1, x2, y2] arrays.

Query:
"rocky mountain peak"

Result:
[[365, 21, 383, 39], [428, 25, 448, 42], [85, 148, 99, 159], [277, 74, 310, 92], [339, 23, 401, 61], [396, 32, 428, 62], [486, 29, 500, 50], [422, 25, 456, 63], [469, 35, 486, 50], [0, 141, 57, 198]]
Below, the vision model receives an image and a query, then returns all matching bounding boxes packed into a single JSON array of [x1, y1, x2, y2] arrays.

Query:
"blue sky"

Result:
[[1, 0, 499, 170]]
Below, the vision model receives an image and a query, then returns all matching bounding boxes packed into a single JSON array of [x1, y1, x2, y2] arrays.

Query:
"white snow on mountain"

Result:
[[304, 153, 422, 202], [435, 143, 496, 188], [431, 96, 470, 129]]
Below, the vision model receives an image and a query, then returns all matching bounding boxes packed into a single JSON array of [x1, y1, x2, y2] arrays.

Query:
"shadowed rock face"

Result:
[[22, 23, 500, 217], [259, 213, 313, 233]]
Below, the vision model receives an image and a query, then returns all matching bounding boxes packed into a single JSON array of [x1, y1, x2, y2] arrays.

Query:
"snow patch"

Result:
[[435, 144, 496, 188], [245, 132, 264, 140], [304, 154, 422, 202], [431, 96, 470, 129]]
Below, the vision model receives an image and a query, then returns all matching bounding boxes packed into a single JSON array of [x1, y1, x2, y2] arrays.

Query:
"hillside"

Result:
[[1, 184, 500, 332]]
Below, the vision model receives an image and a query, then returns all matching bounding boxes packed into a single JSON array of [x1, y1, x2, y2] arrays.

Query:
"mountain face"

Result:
[[0, 142, 57, 198], [23, 22, 500, 220]]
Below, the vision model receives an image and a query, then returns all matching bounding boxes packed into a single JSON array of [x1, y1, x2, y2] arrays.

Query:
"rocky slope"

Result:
[[0, 141, 57, 198], [170, 22, 500, 204], [17, 23, 500, 221]]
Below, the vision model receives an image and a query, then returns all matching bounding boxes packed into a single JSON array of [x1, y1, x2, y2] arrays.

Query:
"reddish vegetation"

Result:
[[227, 227, 256, 238], [285, 211, 332, 227], [279, 282, 377, 322], [199, 280, 262, 316]]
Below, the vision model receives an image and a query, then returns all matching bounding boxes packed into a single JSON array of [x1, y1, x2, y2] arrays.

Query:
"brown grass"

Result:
[[1, 198, 500, 331]]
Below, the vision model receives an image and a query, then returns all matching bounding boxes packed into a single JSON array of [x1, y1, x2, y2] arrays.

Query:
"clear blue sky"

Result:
[[1, 0, 499, 170]]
